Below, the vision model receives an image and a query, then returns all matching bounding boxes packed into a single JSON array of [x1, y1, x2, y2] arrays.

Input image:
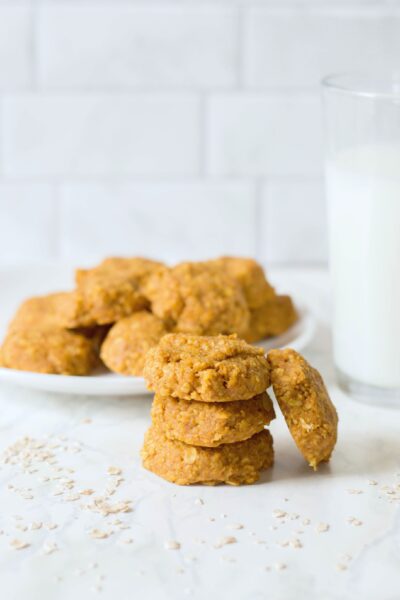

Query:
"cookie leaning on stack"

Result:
[[141, 334, 275, 485]]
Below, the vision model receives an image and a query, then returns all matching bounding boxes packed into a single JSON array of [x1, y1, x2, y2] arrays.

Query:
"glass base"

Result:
[[336, 368, 400, 408]]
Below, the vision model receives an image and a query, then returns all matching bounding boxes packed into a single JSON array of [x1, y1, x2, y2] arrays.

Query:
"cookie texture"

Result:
[[141, 426, 274, 485], [7, 293, 73, 332], [144, 262, 250, 337], [245, 295, 298, 343], [101, 311, 168, 376], [143, 333, 270, 402], [210, 256, 276, 309], [0, 328, 96, 375], [65, 257, 164, 327], [268, 349, 338, 469], [151, 392, 275, 447]]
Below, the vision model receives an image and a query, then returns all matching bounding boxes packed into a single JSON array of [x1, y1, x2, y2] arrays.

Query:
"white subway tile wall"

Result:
[[0, 1, 398, 266]]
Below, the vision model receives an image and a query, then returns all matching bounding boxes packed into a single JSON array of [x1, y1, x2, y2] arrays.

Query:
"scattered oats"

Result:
[[302, 518, 311, 526], [90, 529, 110, 539], [111, 519, 122, 526], [86, 498, 132, 516], [289, 538, 303, 549], [272, 509, 287, 519], [79, 489, 94, 496], [347, 489, 363, 495], [274, 562, 287, 571], [347, 517, 363, 527], [52, 489, 64, 497], [45, 523, 58, 531], [227, 523, 244, 530], [10, 539, 29, 550], [221, 556, 236, 563], [20, 492, 34, 500], [65, 493, 80, 502], [107, 466, 122, 476], [164, 540, 181, 550], [316, 523, 330, 533], [194, 498, 204, 506], [42, 541, 58, 555], [336, 563, 348, 572], [214, 536, 237, 549]]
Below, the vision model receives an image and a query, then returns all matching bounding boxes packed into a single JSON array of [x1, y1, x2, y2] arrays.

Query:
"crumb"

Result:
[[10, 539, 29, 550], [316, 523, 330, 533], [164, 540, 181, 550], [213, 536, 237, 549]]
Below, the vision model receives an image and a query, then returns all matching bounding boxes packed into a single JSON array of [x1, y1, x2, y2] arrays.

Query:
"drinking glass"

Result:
[[322, 72, 400, 406]]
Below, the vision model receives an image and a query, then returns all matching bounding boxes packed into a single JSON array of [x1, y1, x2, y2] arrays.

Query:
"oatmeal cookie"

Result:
[[245, 295, 298, 343], [143, 333, 270, 402], [64, 257, 164, 327], [151, 392, 275, 447], [101, 311, 168, 376], [0, 327, 97, 375], [141, 426, 274, 485], [210, 257, 276, 309], [143, 262, 250, 337], [268, 349, 338, 469], [7, 292, 74, 332]]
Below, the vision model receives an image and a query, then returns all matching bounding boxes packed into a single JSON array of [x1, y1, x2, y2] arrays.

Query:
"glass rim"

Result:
[[321, 71, 400, 100]]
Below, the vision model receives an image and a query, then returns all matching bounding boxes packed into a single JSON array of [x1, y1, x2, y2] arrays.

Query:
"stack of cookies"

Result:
[[141, 333, 276, 486]]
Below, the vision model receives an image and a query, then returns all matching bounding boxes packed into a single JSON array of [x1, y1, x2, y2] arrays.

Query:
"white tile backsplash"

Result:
[[0, 1, 393, 266], [261, 180, 328, 264], [0, 5, 32, 90], [207, 94, 322, 176], [2, 94, 200, 177], [245, 8, 400, 89], [0, 184, 57, 263], [59, 182, 257, 264], [37, 5, 238, 89]]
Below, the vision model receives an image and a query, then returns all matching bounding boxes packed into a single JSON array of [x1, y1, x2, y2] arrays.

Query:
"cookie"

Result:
[[143, 262, 250, 337], [143, 333, 270, 402], [268, 349, 338, 469], [65, 257, 164, 327], [210, 256, 276, 309], [141, 426, 274, 485], [101, 311, 168, 376], [245, 295, 298, 343], [0, 327, 97, 375], [151, 392, 275, 447], [7, 292, 73, 332]]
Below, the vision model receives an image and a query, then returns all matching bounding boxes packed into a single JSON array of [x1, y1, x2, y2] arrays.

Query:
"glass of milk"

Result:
[[322, 73, 400, 406]]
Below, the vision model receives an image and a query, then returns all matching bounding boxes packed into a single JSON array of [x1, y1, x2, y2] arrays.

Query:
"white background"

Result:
[[0, 0, 399, 267]]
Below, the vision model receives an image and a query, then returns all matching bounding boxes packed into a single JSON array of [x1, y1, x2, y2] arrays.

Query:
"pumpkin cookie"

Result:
[[0, 327, 97, 375], [151, 392, 275, 447], [268, 349, 338, 469], [7, 292, 74, 332], [141, 426, 274, 485], [64, 257, 164, 327], [245, 295, 298, 343], [101, 311, 168, 376], [210, 256, 276, 309], [143, 262, 250, 337], [143, 333, 270, 402]]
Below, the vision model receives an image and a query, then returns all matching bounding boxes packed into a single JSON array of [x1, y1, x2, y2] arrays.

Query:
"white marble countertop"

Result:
[[0, 267, 399, 600]]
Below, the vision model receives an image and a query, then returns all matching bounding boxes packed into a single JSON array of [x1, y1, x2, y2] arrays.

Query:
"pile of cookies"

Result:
[[0, 256, 298, 377], [142, 334, 276, 485], [142, 334, 338, 485]]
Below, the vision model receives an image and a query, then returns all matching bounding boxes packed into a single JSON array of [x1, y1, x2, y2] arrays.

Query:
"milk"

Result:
[[326, 144, 400, 389]]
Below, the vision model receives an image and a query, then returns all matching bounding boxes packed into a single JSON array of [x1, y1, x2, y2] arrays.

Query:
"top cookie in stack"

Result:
[[141, 333, 275, 486]]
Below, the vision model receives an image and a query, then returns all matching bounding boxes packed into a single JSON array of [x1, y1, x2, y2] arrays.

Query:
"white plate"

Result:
[[0, 305, 316, 396]]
